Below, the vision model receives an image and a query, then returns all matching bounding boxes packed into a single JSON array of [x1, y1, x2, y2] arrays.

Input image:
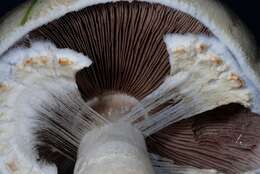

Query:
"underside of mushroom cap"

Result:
[[0, 1, 260, 174], [1, 2, 214, 173]]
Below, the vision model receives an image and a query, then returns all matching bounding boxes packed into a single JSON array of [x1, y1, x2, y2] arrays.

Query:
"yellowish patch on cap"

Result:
[[228, 73, 245, 88], [24, 58, 34, 65], [58, 58, 73, 65], [209, 54, 223, 65], [0, 83, 8, 93], [196, 43, 208, 53], [23, 56, 50, 66], [172, 47, 186, 55]]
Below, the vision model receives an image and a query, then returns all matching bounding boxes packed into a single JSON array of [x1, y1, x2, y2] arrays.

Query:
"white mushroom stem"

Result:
[[74, 121, 155, 174]]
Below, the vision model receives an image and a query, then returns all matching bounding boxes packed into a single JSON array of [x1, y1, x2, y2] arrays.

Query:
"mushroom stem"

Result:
[[87, 93, 141, 121], [74, 121, 155, 174]]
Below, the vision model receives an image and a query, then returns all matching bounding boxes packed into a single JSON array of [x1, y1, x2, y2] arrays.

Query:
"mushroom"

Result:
[[0, 0, 260, 174]]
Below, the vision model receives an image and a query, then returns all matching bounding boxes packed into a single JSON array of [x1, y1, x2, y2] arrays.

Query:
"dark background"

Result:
[[0, 0, 260, 45]]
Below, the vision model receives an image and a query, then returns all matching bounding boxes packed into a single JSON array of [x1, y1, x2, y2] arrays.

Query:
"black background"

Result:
[[1, 0, 260, 45]]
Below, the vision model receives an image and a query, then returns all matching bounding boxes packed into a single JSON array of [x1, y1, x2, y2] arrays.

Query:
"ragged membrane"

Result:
[[0, 41, 91, 174]]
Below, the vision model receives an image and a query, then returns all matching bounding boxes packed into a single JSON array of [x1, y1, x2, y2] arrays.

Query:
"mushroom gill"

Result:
[[148, 104, 260, 174], [1, 1, 260, 174]]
